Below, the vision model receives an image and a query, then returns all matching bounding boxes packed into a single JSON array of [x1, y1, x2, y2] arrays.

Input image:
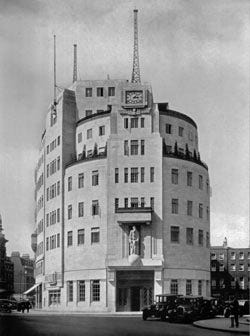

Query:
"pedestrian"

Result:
[[26, 301, 31, 313], [230, 297, 239, 328]]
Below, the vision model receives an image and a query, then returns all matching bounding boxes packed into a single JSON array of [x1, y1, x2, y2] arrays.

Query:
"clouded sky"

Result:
[[0, 0, 249, 256]]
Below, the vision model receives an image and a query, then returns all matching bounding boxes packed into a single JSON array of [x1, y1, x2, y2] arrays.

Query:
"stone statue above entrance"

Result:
[[129, 226, 139, 255]]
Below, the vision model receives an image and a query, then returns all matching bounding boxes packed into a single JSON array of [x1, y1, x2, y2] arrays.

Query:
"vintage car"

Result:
[[142, 294, 182, 321], [167, 296, 204, 323], [0, 299, 12, 313]]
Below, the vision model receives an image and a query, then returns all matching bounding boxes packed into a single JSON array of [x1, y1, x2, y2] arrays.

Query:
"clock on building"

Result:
[[125, 90, 143, 105]]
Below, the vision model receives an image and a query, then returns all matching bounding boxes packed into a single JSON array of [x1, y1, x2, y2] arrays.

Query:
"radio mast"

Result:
[[51, 35, 57, 116], [131, 9, 141, 84], [73, 44, 77, 83]]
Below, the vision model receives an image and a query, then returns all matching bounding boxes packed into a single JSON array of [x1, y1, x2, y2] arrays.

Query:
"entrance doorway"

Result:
[[131, 287, 140, 311]]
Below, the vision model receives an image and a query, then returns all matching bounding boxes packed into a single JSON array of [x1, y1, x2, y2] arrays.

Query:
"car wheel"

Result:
[[142, 312, 147, 321]]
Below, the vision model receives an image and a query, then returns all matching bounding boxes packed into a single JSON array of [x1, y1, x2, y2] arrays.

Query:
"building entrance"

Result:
[[116, 270, 154, 311]]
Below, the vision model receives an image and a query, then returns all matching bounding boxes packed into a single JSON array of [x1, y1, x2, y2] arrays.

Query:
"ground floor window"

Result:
[[67, 281, 73, 302], [198, 280, 202, 296], [91, 280, 100, 301], [77, 280, 85, 302], [186, 280, 192, 295], [170, 279, 178, 294], [49, 290, 61, 305]]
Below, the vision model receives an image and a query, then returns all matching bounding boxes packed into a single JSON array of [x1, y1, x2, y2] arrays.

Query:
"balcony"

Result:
[[115, 206, 152, 225]]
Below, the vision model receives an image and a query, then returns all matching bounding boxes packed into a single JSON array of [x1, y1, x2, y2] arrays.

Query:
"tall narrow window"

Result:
[[178, 126, 184, 136], [198, 280, 202, 296], [57, 208, 60, 222], [115, 198, 119, 211], [57, 233, 60, 248], [150, 197, 154, 210], [141, 118, 145, 128], [124, 198, 128, 208], [67, 281, 73, 302], [67, 231, 73, 246], [141, 167, 145, 183], [150, 167, 155, 182], [68, 176, 72, 191], [85, 87, 92, 97], [186, 280, 192, 295], [87, 129, 92, 139], [166, 124, 172, 134], [171, 169, 178, 184], [92, 170, 99, 186], [187, 171, 192, 186], [108, 87, 115, 96], [187, 200, 193, 216], [131, 198, 139, 208], [78, 281, 85, 302], [115, 168, 119, 183], [131, 168, 138, 183], [141, 197, 145, 208], [124, 118, 129, 129], [171, 226, 179, 243], [170, 280, 178, 294], [68, 205, 72, 220], [199, 203, 203, 218], [141, 140, 145, 155], [92, 200, 99, 216], [91, 280, 100, 301], [57, 156, 60, 170], [99, 126, 105, 136], [131, 140, 138, 155], [198, 230, 204, 246], [91, 228, 100, 244], [124, 168, 128, 183], [78, 202, 84, 217], [124, 140, 129, 155], [206, 232, 210, 248], [131, 118, 138, 128], [186, 228, 193, 245], [199, 175, 203, 189], [57, 181, 60, 195], [78, 133, 82, 143], [206, 207, 209, 221], [172, 199, 178, 214], [78, 173, 84, 188], [78, 229, 85, 245], [96, 87, 104, 97]]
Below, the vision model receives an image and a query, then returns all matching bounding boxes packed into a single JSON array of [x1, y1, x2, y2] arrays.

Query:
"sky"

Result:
[[0, 0, 249, 256]]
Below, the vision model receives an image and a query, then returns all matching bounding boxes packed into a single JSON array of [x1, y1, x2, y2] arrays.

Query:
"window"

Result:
[[78, 173, 84, 188], [199, 175, 203, 190], [206, 232, 210, 248], [46, 237, 49, 251], [187, 171, 192, 186], [57, 233, 60, 248], [57, 136, 60, 146], [47, 145, 49, 154], [47, 164, 49, 178], [166, 124, 172, 134], [78, 229, 85, 245], [78, 202, 84, 217], [124, 140, 129, 155], [87, 129, 92, 139], [78, 281, 85, 302], [91, 280, 100, 301], [198, 230, 203, 246], [219, 253, 224, 260], [99, 126, 105, 136], [85, 87, 92, 97], [131, 118, 138, 128], [131, 140, 138, 155], [67, 281, 73, 302], [141, 118, 145, 128], [248, 252, 250, 259], [92, 200, 99, 216], [150, 197, 154, 210], [206, 207, 210, 221], [211, 253, 216, 260], [170, 280, 178, 294], [131, 197, 139, 208], [68, 176, 72, 191], [179, 126, 184, 136], [206, 179, 209, 193], [78, 133, 82, 143], [124, 118, 129, 129], [115, 168, 119, 183], [172, 199, 178, 214], [141, 197, 145, 208], [239, 277, 244, 289], [115, 198, 119, 211], [186, 280, 192, 295], [91, 228, 100, 244], [108, 87, 115, 96], [150, 167, 154, 182], [97, 109, 104, 114], [198, 280, 202, 296], [211, 280, 216, 288], [92, 170, 99, 186], [86, 110, 92, 117], [187, 200, 193, 216], [124, 198, 128, 208], [131, 168, 138, 183], [57, 181, 60, 195], [219, 264, 224, 272], [68, 205, 72, 220], [49, 289, 61, 305], [124, 168, 128, 183], [141, 167, 145, 183], [97, 87, 104, 97], [46, 213, 49, 227], [186, 228, 193, 245], [67, 231, 73, 246], [46, 187, 49, 201], [171, 226, 179, 243], [231, 264, 236, 271], [231, 252, 236, 260], [239, 264, 244, 271], [239, 252, 244, 260], [211, 263, 216, 272], [171, 169, 178, 184], [199, 204, 203, 218], [141, 140, 145, 155]]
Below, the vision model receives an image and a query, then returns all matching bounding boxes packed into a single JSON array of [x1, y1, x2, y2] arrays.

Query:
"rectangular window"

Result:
[[131, 118, 138, 128], [92, 200, 99, 216], [67, 231, 73, 246], [239, 252, 244, 260], [78, 173, 84, 188], [115, 198, 119, 211], [57, 136, 60, 146], [131, 140, 138, 155], [198, 230, 204, 246], [171, 226, 179, 243], [46, 187, 49, 201], [198, 280, 202, 296], [186, 228, 193, 245], [219, 264, 224, 272], [199, 203, 203, 218], [187, 171, 192, 186], [68, 205, 72, 220], [124, 140, 129, 155], [85, 87, 92, 97], [150, 197, 154, 210], [141, 167, 145, 183], [57, 233, 60, 248], [141, 197, 145, 208], [47, 145, 49, 154], [179, 127, 184, 136], [57, 181, 60, 195], [46, 237, 49, 251], [108, 87, 115, 96], [68, 176, 72, 191], [141, 140, 145, 155], [199, 175, 203, 190], [141, 118, 145, 128], [131, 197, 139, 208], [206, 207, 209, 221], [78, 133, 82, 143], [150, 167, 154, 182], [92, 170, 99, 186], [131, 167, 138, 183], [67, 281, 73, 302], [187, 200, 193, 216], [124, 118, 129, 129], [166, 124, 172, 134], [172, 199, 178, 214], [97, 87, 104, 97], [219, 253, 224, 260], [47, 164, 49, 178], [78, 202, 84, 217], [91, 280, 100, 301], [86, 109, 92, 117], [231, 252, 236, 260], [46, 213, 49, 227], [211, 280, 216, 288], [186, 280, 192, 295], [77, 229, 85, 245], [211, 253, 216, 260], [91, 228, 100, 244], [87, 129, 92, 139], [124, 168, 128, 183], [170, 280, 178, 295], [231, 264, 236, 271], [115, 168, 119, 183], [124, 198, 128, 208], [239, 264, 244, 271], [171, 169, 178, 184], [206, 232, 210, 248], [78, 281, 85, 302], [99, 126, 105, 136]]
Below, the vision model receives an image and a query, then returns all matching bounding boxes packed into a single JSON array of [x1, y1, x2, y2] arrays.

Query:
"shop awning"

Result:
[[23, 283, 40, 295]]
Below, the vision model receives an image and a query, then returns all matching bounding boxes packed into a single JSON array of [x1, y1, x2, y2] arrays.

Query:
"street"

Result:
[[0, 314, 237, 336]]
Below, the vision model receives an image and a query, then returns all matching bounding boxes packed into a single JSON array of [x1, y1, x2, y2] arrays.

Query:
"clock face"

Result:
[[125, 91, 143, 104]]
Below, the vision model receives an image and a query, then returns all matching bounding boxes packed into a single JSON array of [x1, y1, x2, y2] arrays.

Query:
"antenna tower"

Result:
[[73, 44, 77, 83], [131, 9, 141, 84], [51, 35, 57, 115]]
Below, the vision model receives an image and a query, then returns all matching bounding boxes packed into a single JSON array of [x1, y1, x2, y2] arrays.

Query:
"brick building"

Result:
[[211, 238, 250, 300]]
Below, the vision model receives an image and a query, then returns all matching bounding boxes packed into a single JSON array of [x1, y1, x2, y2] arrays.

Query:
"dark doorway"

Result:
[[131, 287, 140, 311]]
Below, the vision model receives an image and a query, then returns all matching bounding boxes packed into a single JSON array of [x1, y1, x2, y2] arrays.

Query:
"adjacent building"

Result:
[[211, 238, 250, 300], [32, 10, 211, 311]]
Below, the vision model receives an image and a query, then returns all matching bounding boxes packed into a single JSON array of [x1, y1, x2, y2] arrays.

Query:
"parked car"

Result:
[[0, 299, 12, 313], [167, 296, 204, 323], [239, 300, 250, 316], [142, 294, 182, 321]]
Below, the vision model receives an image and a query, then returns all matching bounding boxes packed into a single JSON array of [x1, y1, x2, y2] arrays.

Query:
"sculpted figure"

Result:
[[129, 226, 139, 255]]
